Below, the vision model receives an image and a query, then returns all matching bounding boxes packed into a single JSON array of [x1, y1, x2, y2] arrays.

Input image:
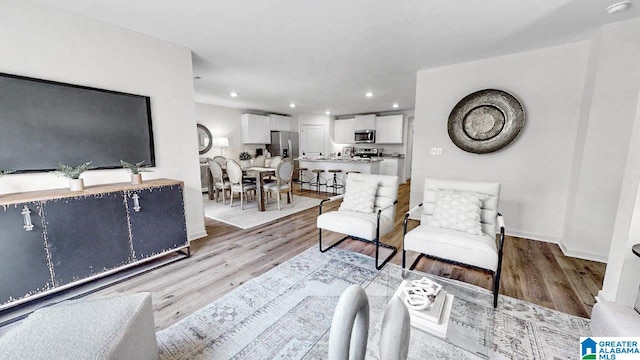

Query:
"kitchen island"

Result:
[[297, 157, 382, 192]]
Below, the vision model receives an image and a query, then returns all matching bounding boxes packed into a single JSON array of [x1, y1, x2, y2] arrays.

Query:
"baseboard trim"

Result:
[[505, 230, 608, 263], [504, 230, 559, 244], [559, 243, 608, 263]]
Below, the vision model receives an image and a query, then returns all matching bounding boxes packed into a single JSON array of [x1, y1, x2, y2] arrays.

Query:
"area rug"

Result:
[[202, 194, 320, 229], [156, 247, 590, 359]]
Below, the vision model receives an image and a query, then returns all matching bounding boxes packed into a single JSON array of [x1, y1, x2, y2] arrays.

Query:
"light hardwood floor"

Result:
[[89, 180, 606, 331]]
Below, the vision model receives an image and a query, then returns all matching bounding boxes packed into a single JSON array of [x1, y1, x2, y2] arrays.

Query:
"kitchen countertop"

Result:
[[297, 157, 383, 163]]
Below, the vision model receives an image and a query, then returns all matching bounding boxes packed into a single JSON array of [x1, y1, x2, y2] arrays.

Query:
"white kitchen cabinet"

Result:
[[375, 115, 404, 144], [379, 158, 398, 177], [334, 118, 355, 144], [379, 157, 406, 183], [269, 114, 291, 131], [241, 113, 271, 144], [355, 114, 376, 130]]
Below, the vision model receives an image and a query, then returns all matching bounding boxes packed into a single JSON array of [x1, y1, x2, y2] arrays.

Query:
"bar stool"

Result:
[[326, 169, 344, 194], [294, 167, 309, 192], [309, 169, 324, 194]]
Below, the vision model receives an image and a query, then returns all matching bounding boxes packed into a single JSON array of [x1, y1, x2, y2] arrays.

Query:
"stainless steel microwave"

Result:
[[354, 129, 375, 143]]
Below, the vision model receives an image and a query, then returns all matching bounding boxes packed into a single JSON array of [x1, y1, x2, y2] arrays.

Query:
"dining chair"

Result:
[[253, 155, 266, 167], [213, 156, 226, 167], [264, 156, 282, 184], [208, 159, 230, 204], [226, 159, 257, 210], [263, 158, 294, 210]]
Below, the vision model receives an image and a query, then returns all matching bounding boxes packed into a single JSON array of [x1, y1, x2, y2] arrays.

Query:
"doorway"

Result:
[[301, 124, 325, 157]]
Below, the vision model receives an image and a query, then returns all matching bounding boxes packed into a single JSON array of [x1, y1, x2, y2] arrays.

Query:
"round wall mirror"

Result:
[[197, 124, 212, 154]]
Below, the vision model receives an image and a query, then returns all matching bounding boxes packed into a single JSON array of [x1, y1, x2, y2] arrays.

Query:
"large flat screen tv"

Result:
[[0, 73, 155, 173]]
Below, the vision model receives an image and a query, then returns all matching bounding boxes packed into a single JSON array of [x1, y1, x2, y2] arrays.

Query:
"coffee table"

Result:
[[303, 264, 495, 359]]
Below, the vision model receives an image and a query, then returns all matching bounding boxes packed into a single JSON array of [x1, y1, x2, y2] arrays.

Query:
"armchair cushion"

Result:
[[317, 210, 394, 241], [404, 224, 498, 272], [431, 189, 486, 235], [339, 178, 378, 214]]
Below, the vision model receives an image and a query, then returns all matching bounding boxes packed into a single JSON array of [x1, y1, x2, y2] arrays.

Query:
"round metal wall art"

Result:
[[448, 89, 525, 154]]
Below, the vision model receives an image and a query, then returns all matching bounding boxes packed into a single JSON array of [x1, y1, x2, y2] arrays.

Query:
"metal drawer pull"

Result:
[[21, 205, 34, 231], [132, 194, 141, 212]]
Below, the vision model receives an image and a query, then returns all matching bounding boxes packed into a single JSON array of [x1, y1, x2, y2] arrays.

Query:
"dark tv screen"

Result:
[[0, 73, 155, 173]]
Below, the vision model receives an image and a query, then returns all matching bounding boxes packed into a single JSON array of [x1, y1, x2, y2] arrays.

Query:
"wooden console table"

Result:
[[0, 179, 189, 313]]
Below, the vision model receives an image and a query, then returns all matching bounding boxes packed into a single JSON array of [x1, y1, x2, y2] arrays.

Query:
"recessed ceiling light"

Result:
[[607, 1, 630, 14], [365, 92, 373, 98], [230, 92, 238, 97], [392, 103, 399, 108], [325, 110, 331, 115], [289, 103, 296, 108]]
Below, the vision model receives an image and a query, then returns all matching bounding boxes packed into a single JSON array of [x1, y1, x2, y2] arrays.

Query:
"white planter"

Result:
[[69, 178, 84, 191], [131, 173, 143, 185], [240, 160, 252, 168]]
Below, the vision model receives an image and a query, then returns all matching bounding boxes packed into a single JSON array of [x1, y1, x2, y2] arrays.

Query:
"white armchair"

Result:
[[402, 178, 505, 307], [317, 173, 399, 270]]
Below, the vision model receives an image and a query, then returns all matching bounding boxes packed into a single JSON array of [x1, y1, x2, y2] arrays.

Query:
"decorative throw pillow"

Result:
[[339, 179, 379, 213], [431, 189, 486, 235]]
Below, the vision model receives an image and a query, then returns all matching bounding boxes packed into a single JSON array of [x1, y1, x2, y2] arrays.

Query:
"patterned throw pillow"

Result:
[[431, 189, 487, 235], [339, 179, 379, 213]]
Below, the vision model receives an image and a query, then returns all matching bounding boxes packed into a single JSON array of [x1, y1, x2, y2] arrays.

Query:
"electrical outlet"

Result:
[[430, 147, 443, 156]]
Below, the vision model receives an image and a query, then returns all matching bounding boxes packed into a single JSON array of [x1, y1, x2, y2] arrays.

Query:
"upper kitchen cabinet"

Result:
[[375, 115, 404, 144], [269, 114, 291, 131], [334, 118, 355, 144], [241, 113, 271, 144], [355, 114, 376, 130]]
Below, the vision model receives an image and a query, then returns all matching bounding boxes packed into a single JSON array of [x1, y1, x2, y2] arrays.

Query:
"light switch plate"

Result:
[[430, 147, 443, 156]]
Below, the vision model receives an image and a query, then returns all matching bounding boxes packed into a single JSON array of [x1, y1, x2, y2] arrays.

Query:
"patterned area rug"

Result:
[[202, 194, 320, 229], [157, 247, 590, 359]]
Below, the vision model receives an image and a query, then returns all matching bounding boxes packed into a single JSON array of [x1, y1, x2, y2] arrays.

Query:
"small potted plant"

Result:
[[239, 151, 252, 168], [121, 160, 152, 184], [54, 162, 95, 191]]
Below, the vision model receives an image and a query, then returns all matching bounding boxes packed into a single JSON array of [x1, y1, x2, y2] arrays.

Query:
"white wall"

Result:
[[413, 41, 590, 246], [196, 103, 244, 160], [598, 18, 640, 306], [0, 0, 205, 240]]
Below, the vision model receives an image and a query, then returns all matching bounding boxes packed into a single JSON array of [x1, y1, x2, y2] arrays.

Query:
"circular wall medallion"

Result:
[[448, 89, 525, 154]]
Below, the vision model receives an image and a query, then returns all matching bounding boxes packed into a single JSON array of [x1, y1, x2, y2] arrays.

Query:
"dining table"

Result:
[[209, 165, 277, 211]]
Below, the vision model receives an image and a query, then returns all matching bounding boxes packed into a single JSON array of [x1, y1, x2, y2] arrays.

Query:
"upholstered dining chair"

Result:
[[402, 178, 505, 308], [226, 159, 257, 210], [263, 158, 294, 210], [213, 156, 227, 167], [264, 155, 282, 184], [208, 159, 230, 204], [253, 155, 266, 167], [317, 173, 399, 270]]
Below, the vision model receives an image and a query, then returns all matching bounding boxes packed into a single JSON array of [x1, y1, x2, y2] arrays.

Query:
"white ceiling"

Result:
[[35, 0, 640, 116]]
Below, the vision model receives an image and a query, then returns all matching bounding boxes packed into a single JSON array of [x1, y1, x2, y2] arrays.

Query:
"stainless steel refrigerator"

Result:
[[267, 131, 299, 159], [266, 131, 299, 178]]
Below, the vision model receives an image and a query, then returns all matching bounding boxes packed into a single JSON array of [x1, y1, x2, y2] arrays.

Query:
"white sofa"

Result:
[[590, 300, 640, 336], [0, 292, 157, 360]]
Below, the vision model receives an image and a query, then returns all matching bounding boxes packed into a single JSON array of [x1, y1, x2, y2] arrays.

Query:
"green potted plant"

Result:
[[53, 162, 95, 191], [121, 160, 152, 184], [239, 151, 252, 168]]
